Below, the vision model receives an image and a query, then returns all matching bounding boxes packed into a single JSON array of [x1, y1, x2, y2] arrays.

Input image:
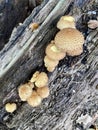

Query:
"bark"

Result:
[[0, 0, 42, 50], [0, 0, 98, 130]]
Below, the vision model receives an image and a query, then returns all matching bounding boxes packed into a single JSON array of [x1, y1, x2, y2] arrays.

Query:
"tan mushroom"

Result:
[[36, 86, 50, 98], [44, 56, 58, 72], [88, 20, 98, 29], [44, 55, 59, 68], [45, 43, 66, 61], [55, 28, 84, 56], [29, 22, 39, 31], [18, 83, 33, 101], [47, 66, 56, 72], [30, 71, 40, 83], [35, 72, 48, 88], [57, 15, 76, 30], [66, 45, 83, 56], [5, 103, 17, 113], [27, 91, 42, 107]]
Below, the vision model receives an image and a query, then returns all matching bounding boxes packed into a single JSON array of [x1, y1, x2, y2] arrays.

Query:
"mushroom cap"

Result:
[[61, 15, 75, 22], [47, 66, 55, 72], [57, 15, 75, 30], [18, 83, 33, 101], [29, 22, 39, 30], [37, 86, 49, 98], [30, 71, 40, 83], [88, 20, 98, 29], [45, 43, 66, 60], [27, 91, 42, 107], [35, 72, 48, 88], [5, 103, 17, 113], [66, 45, 83, 56], [55, 28, 84, 54], [44, 55, 59, 68]]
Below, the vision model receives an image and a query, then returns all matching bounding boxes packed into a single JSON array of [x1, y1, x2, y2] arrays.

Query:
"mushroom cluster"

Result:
[[44, 41, 66, 72], [18, 71, 49, 107], [5, 15, 84, 112], [44, 15, 84, 72]]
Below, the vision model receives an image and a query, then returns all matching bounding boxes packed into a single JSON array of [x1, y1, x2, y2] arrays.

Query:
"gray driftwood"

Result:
[[0, 0, 98, 130]]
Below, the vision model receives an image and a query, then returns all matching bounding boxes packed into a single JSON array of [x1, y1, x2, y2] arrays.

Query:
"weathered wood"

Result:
[[0, 0, 42, 50], [0, 0, 98, 130], [0, 0, 73, 106]]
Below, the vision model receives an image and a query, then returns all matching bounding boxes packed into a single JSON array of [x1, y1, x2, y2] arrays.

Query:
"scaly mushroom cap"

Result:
[[45, 43, 66, 60], [37, 86, 50, 98], [5, 103, 17, 113], [30, 71, 40, 83], [47, 66, 55, 72], [27, 91, 42, 107], [35, 72, 48, 88], [55, 28, 84, 56], [18, 83, 33, 101], [57, 15, 75, 30], [66, 45, 83, 56], [44, 55, 59, 68]]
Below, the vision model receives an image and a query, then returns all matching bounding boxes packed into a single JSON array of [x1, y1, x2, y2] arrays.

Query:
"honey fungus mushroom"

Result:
[[5, 103, 17, 113], [88, 20, 98, 29], [27, 91, 42, 107], [30, 71, 40, 83], [37, 86, 50, 98], [35, 72, 48, 88], [18, 83, 34, 101], [54, 28, 84, 56], [57, 15, 76, 30], [44, 55, 59, 72], [46, 66, 56, 72], [29, 22, 39, 31], [45, 42, 66, 61]]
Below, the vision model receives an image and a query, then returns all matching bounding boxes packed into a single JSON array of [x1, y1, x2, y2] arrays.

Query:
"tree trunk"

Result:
[[0, 0, 98, 130]]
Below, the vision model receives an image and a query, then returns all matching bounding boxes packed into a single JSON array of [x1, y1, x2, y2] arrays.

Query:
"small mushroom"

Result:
[[5, 103, 17, 113], [47, 66, 56, 72], [45, 42, 66, 61], [44, 55, 59, 68], [44, 56, 58, 72], [27, 91, 42, 107], [88, 20, 98, 29], [35, 72, 48, 88], [30, 71, 40, 83], [57, 15, 75, 30], [18, 83, 34, 101], [55, 28, 84, 56], [29, 22, 39, 30], [36, 86, 50, 98]]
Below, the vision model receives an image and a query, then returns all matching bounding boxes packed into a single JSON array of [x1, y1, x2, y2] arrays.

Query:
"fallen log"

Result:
[[0, 0, 98, 130]]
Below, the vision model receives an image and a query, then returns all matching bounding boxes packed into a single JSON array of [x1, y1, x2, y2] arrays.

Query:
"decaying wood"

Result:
[[0, 0, 98, 130], [0, 0, 42, 50]]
